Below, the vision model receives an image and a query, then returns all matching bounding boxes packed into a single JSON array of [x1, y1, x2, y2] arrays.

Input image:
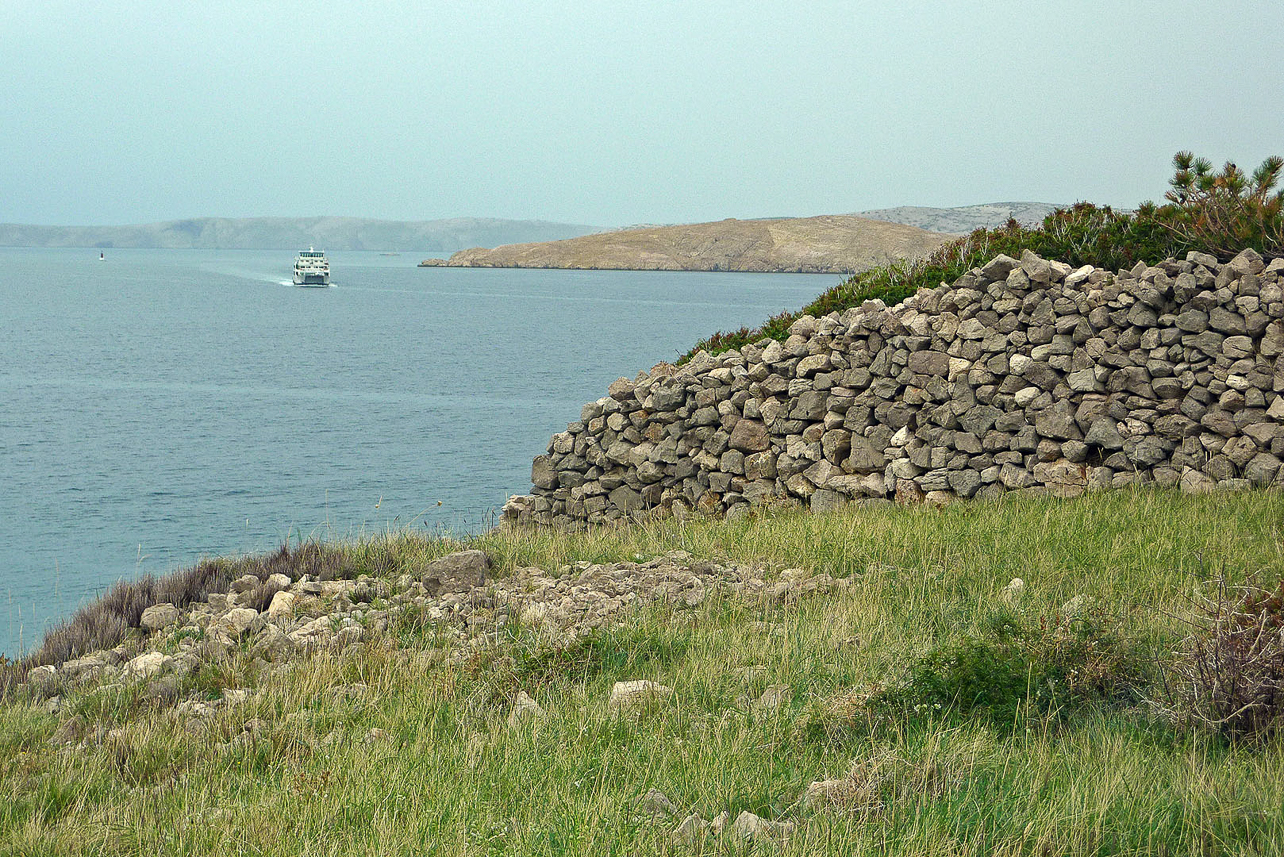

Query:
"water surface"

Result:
[[0, 248, 831, 655]]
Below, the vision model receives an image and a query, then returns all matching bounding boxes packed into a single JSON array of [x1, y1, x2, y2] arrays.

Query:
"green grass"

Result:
[[2, 488, 1283, 855]]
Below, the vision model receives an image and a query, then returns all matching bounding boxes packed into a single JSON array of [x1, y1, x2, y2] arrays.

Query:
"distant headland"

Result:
[[419, 214, 951, 275], [418, 204, 1059, 275]]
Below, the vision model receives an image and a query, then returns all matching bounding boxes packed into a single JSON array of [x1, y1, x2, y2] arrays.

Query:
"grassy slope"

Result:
[[2, 488, 1283, 855]]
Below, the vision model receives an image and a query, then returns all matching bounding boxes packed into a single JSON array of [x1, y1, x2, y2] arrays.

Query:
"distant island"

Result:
[[419, 214, 953, 275], [0, 216, 599, 252]]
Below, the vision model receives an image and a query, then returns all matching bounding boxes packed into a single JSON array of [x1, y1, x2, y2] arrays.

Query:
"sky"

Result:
[[2, 1, 1282, 228]]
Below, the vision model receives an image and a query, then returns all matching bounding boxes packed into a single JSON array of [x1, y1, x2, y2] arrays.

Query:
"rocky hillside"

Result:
[[507, 247, 1284, 527], [857, 202, 1061, 234], [420, 215, 952, 274], [0, 216, 598, 252]]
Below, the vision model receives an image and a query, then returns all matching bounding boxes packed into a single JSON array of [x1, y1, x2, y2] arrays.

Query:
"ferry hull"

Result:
[[293, 273, 330, 287]]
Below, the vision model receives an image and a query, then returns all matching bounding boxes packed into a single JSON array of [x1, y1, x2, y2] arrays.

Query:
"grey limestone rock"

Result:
[[531, 455, 558, 490], [140, 603, 181, 633], [1085, 417, 1125, 450], [505, 248, 1284, 528], [608, 680, 673, 717], [730, 810, 795, 842], [728, 418, 770, 452], [981, 254, 1021, 281], [423, 549, 490, 595]]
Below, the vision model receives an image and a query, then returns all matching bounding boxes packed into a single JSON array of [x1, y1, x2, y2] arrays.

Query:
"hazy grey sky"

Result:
[[3, 1, 1281, 227]]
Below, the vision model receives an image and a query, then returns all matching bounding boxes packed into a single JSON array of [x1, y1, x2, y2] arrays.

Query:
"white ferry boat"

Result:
[[293, 248, 330, 286]]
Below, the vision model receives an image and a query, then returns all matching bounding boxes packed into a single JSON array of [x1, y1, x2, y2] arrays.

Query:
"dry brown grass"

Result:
[[0, 542, 368, 696]]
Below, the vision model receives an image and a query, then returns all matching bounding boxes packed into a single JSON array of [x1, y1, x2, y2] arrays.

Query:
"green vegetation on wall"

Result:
[[683, 151, 1284, 362]]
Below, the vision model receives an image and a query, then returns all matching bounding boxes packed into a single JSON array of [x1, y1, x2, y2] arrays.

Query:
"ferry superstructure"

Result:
[[293, 248, 330, 286]]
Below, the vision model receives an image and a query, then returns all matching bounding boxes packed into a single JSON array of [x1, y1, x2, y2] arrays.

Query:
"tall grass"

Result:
[[2, 489, 1283, 854]]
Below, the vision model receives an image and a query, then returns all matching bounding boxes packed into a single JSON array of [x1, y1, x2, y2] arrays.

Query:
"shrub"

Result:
[[1155, 151, 1284, 260], [1163, 572, 1284, 740], [872, 603, 1149, 726]]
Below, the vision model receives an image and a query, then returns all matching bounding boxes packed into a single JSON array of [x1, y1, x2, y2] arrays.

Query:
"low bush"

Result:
[[681, 205, 1181, 362], [871, 602, 1150, 727], [1164, 571, 1284, 741]]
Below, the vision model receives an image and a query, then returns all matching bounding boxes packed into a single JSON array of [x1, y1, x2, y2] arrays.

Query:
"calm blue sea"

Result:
[[0, 247, 830, 655]]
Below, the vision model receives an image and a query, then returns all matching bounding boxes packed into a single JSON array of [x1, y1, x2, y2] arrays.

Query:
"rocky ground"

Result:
[[856, 202, 1061, 234], [10, 547, 873, 845], [20, 551, 834, 734]]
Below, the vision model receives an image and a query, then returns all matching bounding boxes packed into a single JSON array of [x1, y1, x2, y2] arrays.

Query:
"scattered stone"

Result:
[[267, 590, 296, 618], [62, 655, 107, 681], [754, 684, 790, 712], [123, 651, 171, 680], [1004, 578, 1027, 602], [49, 717, 85, 746], [222, 688, 250, 706], [507, 691, 546, 729], [1060, 594, 1093, 618], [334, 625, 364, 647], [729, 810, 795, 842], [140, 603, 182, 632], [804, 774, 880, 813], [423, 550, 490, 595], [219, 607, 260, 637], [608, 680, 674, 716], [632, 788, 677, 817], [673, 813, 709, 845], [27, 664, 57, 684]]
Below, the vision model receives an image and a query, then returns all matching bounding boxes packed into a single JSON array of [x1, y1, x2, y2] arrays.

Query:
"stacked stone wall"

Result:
[[504, 248, 1284, 528]]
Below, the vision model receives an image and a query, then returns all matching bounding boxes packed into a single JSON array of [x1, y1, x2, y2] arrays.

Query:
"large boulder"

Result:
[[422, 550, 490, 596], [140, 602, 182, 632]]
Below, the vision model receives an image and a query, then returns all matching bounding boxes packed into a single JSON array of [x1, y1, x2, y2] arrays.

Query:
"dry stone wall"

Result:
[[503, 248, 1284, 528]]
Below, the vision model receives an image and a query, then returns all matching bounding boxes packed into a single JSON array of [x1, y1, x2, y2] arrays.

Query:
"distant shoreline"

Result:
[[419, 214, 953, 276], [418, 260, 847, 275]]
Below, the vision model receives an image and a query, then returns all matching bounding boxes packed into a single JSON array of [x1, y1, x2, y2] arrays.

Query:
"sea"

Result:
[[0, 247, 831, 656]]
